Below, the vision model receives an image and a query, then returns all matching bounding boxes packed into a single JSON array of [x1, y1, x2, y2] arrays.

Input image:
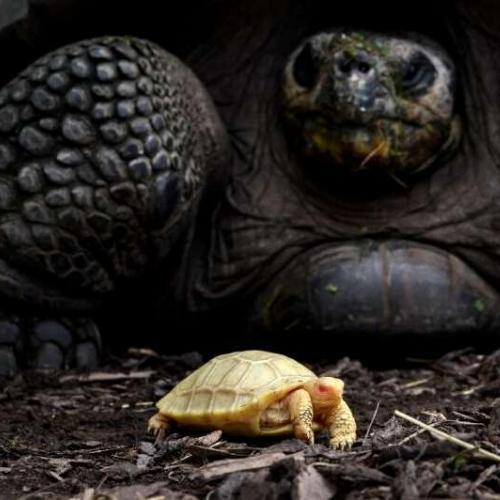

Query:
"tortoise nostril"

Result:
[[357, 61, 371, 74], [337, 53, 372, 76]]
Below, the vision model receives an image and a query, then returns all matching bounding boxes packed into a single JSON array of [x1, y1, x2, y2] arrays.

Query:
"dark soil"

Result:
[[1, 348, 500, 499]]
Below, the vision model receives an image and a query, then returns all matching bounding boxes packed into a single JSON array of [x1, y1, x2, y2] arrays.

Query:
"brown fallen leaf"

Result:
[[292, 465, 336, 500], [196, 452, 290, 481]]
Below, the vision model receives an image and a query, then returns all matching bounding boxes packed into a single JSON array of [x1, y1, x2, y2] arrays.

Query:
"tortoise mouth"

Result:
[[256, 239, 500, 339], [291, 113, 448, 174]]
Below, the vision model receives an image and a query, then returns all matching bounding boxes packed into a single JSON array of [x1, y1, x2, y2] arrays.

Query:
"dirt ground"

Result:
[[1, 348, 499, 500]]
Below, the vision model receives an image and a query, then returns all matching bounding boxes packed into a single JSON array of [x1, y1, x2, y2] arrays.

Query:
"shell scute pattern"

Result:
[[157, 351, 316, 423]]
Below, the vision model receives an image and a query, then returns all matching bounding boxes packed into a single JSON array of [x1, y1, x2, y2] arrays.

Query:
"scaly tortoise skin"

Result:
[[1, 2, 500, 376], [148, 350, 357, 449]]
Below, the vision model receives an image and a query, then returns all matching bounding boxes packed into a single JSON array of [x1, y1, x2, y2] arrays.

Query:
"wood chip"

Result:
[[59, 370, 156, 384], [197, 452, 288, 481]]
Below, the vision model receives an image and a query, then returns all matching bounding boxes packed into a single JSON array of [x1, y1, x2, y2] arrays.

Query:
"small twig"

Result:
[[394, 410, 500, 463], [363, 400, 381, 443], [59, 370, 156, 383], [400, 377, 433, 389]]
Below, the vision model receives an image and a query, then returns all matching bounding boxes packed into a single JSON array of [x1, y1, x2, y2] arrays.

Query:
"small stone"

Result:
[[116, 100, 135, 118], [151, 150, 169, 171], [137, 76, 153, 94], [94, 147, 127, 181], [10, 80, 30, 102], [43, 162, 76, 185], [71, 57, 92, 78], [91, 85, 114, 100], [47, 71, 70, 92], [49, 54, 67, 71], [45, 188, 71, 207], [118, 60, 139, 79], [19, 125, 54, 155], [38, 118, 58, 131], [130, 117, 151, 137], [119, 138, 144, 159], [17, 163, 44, 193], [116, 81, 137, 98], [31, 87, 59, 111], [136, 96, 153, 116], [56, 148, 84, 166], [62, 115, 95, 145], [23, 201, 53, 223], [0, 105, 19, 132], [100, 121, 128, 144], [0, 143, 15, 170], [145, 134, 162, 156], [96, 63, 117, 82], [29, 65, 48, 83], [66, 86, 92, 111], [129, 156, 152, 179], [89, 45, 113, 60]]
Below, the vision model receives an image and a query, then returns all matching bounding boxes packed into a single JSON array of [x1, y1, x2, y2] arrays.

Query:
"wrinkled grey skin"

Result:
[[0, 0, 499, 375]]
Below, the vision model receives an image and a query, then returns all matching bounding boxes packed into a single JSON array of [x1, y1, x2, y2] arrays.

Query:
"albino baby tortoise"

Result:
[[148, 350, 356, 449]]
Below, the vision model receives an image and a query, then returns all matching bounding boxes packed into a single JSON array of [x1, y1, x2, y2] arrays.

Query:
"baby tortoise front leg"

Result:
[[288, 388, 315, 445], [326, 399, 357, 450]]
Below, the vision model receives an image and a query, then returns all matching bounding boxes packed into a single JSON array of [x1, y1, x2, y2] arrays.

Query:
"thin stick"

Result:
[[363, 400, 381, 443], [394, 410, 500, 463]]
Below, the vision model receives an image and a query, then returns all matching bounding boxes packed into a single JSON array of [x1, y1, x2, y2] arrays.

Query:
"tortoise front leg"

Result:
[[326, 399, 357, 449], [288, 388, 314, 445]]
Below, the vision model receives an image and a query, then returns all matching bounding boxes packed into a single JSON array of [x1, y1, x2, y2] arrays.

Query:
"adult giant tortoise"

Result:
[[0, 0, 498, 375]]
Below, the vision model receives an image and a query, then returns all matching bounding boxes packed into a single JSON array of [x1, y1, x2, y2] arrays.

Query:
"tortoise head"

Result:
[[281, 30, 460, 178], [304, 377, 344, 417]]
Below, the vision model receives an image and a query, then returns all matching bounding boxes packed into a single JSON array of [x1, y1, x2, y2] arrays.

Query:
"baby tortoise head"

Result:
[[282, 30, 461, 177]]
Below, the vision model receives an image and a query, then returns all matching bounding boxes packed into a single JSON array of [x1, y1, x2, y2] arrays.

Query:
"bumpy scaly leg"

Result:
[[326, 399, 357, 449], [0, 313, 100, 376], [0, 36, 228, 375], [288, 388, 315, 444], [148, 412, 172, 441]]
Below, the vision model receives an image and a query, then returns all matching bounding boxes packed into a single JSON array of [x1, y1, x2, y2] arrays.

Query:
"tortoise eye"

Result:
[[292, 41, 319, 89], [400, 52, 437, 97]]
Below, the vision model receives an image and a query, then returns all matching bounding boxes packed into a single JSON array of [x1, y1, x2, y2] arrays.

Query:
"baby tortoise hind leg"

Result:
[[148, 411, 173, 441], [326, 399, 357, 450]]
